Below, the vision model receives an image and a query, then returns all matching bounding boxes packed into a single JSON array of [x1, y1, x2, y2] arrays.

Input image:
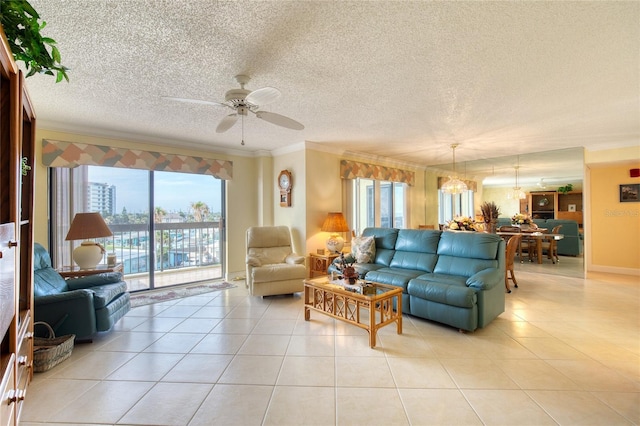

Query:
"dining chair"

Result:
[[498, 226, 524, 260], [505, 234, 522, 293], [541, 224, 563, 264]]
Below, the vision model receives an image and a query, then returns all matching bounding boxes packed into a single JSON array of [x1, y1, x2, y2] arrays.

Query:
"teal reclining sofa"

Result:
[[328, 228, 505, 332], [33, 243, 131, 340]]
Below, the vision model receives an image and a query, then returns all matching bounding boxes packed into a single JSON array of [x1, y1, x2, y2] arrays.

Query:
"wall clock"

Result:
[[278, 170, 292, 207]]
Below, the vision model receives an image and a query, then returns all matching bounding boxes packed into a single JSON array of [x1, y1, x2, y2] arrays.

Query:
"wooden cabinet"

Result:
[[526, 190, 583, 225], [557, 191, 583, 226], [528, 191, 557, 220], [0, 26, 35, 426]]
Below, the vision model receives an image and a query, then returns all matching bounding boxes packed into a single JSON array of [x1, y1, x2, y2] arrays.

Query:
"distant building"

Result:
[[88, 182, 116, 215]]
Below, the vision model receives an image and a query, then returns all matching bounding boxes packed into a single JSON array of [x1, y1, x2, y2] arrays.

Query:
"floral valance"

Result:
[[437, 176, 477, 192], [340, 160, 415, 186], [41, 139, 233, 180]]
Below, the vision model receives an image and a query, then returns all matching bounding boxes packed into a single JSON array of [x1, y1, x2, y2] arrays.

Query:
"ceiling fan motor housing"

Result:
[[225, 88, 255, 111]]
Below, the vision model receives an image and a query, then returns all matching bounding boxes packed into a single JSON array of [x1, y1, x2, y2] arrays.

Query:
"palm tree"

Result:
[[154, 206, 167, 223], [190, 201, 210, 264], [190, 201, 209, 222]]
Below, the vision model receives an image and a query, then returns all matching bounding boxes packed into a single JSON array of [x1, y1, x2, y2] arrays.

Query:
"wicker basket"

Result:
[[33, 322, 75, 373]]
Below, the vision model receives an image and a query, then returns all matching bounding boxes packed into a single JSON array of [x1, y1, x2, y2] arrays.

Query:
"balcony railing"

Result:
[[101, 221, 222, 275]]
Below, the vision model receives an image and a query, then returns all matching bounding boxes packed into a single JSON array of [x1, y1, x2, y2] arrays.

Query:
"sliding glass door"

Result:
[[53, 165, 225, 292]]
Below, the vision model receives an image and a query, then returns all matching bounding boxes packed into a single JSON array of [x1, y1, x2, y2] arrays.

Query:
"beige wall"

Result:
[[273, 149, 306, 255], [586, 146, 640, 274]]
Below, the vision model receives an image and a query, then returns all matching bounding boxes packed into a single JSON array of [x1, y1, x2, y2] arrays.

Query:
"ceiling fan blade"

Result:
[[245, 87, 281, 106], [162, 96, 227, 108], [216, 114, 239, 133], [255, 111, 304, 130]]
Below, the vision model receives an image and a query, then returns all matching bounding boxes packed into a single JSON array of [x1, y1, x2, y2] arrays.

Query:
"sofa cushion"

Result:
[[90, 281, 128, 309], [435, 232, 501, 278], [437, 231, 502, 260], [351, 235, 376, 263], [361, 228, 398, 266], [365, 267, 423, 291], [389, 229, 440, 272], [34, 268, 69, 297], [395, 229, 441, 253], [407, 278, 477, 308]]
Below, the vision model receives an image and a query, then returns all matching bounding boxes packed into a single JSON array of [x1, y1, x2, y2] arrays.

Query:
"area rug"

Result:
[[130, 281, 236, 307]]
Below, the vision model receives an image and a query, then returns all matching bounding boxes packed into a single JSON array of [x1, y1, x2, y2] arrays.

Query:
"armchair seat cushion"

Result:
[[251, 263, 306, 283]]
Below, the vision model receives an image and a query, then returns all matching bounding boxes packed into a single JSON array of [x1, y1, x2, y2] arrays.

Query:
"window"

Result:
[[438, 189, 474, 224], [51, 165, 225, 291], [350, 178, 407, 234]]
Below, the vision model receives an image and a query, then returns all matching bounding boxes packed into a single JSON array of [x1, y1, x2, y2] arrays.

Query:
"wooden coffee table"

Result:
[[303, 277, 402, 347]]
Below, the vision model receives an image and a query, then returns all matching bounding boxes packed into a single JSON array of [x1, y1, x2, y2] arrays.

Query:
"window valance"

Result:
[[437, 176, 477, 192], [41, 139, 233, 180], [340, 159, 415, 186]]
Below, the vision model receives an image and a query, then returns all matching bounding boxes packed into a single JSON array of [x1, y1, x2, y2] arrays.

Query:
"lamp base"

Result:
[[73, 241, 105, 269], [326, 234, 345, 254]]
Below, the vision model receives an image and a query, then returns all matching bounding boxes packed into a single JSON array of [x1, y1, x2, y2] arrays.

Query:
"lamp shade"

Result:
[[321, 212, 350, 253], [65, 212, 113, 241], [321, 212, 350, 233], [65, 212, 113, 269]]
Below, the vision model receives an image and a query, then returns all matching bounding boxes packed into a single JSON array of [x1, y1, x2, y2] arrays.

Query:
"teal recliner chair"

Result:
[[33, 243, 131, 340]]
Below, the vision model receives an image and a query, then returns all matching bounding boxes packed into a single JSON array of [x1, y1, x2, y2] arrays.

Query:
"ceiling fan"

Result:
[[163, 75, 304, 145]]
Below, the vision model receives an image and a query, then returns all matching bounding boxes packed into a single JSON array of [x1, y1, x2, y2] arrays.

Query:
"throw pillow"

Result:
[[351, 235, 376, 263]]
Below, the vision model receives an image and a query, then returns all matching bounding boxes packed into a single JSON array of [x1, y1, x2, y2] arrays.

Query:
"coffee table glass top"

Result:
[[305, 277, 398, 297]]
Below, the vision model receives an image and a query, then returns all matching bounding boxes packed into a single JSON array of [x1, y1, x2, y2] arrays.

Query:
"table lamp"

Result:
[[65, 212, 113, 269], [321, 212, 350, 253]]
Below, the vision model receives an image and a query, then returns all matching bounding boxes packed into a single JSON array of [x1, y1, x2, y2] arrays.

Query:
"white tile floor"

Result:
[[21, 261, 639, 426]]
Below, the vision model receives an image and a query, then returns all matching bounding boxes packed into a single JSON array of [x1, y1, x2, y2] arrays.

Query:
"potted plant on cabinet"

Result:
[[0, 0, 69, 82]]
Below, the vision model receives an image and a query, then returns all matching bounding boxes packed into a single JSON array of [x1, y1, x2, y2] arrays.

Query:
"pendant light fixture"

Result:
[[441, 143, 468, 194], [508, 156, 526, 200]]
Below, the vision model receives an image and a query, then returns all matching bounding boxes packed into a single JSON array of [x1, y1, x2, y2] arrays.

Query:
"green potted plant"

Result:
[[558, 184, 573, 195], [0, 0, 68, 82]]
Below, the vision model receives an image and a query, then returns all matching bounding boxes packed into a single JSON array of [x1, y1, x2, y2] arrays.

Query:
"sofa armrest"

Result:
[[34, 288, 94, 305], [66, 272, 124, 290], [285, 253, 305, 265], [466, 268, 502, 290], [246, 255, 261, 267]]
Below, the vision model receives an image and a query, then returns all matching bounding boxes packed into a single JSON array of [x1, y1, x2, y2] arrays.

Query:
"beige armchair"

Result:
[[246, 226, 306, 296]]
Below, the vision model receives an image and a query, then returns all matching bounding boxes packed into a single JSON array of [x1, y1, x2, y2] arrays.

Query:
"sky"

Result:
[[88, 166, 222, 214]]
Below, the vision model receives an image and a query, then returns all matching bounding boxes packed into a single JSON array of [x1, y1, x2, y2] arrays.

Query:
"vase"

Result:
[[486, 220, 497, 234]]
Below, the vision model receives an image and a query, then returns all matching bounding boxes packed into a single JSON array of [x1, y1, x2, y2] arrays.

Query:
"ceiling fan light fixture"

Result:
[[537, 178, 547, 189], [441, 144, 468, 194]]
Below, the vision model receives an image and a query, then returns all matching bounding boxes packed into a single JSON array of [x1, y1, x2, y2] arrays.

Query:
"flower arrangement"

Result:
[[336, 252, 359, 283], [447, 216, 476, 231], [511, 213, 532, 225]]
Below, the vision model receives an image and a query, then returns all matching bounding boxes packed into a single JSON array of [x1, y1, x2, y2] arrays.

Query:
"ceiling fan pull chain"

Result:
[[241, 114, 245, 146]]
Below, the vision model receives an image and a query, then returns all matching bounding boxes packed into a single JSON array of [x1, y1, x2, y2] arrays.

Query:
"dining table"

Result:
[[496, 230, 564, 264]]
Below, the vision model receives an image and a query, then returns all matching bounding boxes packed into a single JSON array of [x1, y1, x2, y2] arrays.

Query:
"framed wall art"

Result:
[[619, 184, 640, 202]]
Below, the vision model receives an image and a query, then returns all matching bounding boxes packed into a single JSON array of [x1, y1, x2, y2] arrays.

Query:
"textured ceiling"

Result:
[[23, 0, 640, 187]]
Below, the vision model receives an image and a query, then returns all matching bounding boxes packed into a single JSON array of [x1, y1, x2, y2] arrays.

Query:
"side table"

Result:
[[308, 252, 339, 278], [58, 263, 123, 279]]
